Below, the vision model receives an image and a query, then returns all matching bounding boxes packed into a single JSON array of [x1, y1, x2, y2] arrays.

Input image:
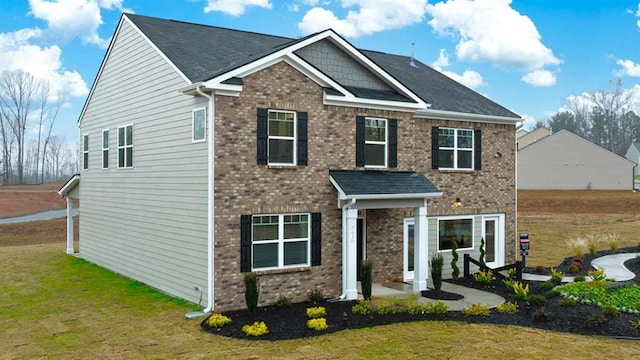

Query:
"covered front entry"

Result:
[[329, 170, 442, 300]]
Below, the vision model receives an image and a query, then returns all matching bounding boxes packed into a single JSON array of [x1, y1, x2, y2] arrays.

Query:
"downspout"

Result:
[[328, 198, 356, 302], [186, 86, 215, 318]]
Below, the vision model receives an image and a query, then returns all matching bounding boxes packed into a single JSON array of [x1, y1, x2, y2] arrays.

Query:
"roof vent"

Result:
[[409, 42, 417, 68]]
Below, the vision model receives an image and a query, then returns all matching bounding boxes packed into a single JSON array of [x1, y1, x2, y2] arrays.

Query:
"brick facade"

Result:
[[212, 61, 516, 311]]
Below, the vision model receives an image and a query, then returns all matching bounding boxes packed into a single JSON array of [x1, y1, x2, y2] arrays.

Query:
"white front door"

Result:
[[403, 218, 414, 281], [483, 215, 504, 268]]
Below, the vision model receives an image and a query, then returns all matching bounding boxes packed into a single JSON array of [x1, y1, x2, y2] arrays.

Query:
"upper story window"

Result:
[[193, 108, 206, 142], [256, 108, 308, 166], [432, 127, 482, 171], [251, 213, 310, 270], [356, 116, 397, 168], [102, 129, 109, 169], [117, 124, 133, 169], [82, 134, 89, 170]]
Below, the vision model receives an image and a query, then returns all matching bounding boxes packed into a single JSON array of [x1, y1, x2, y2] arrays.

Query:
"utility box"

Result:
[[519, 233, 530, 252]]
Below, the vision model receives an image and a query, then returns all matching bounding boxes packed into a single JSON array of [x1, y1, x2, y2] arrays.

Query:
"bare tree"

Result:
[[40, 92, 62, 183], [0, 70, 38, 184]]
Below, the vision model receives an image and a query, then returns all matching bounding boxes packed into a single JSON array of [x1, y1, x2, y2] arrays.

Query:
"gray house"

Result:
[[59, 13, 521, 313], [624, 142, 640, 176], [518, 129, 635, 190]]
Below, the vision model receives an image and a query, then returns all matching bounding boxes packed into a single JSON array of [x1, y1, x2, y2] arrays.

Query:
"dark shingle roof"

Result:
[[329, 170, 440, 197], [125, 14, 519, 118]]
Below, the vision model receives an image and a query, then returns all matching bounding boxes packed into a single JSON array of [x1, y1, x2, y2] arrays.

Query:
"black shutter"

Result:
[[388, 119, 397, 168], [297, 112, 308, 166], [431, 126, 439, 169], [311, 212, 322, 266], [256, 108, 268, 165], [355, 116, 365, 167], [474, 129, 482, 170], [240, 215, 252, 272]]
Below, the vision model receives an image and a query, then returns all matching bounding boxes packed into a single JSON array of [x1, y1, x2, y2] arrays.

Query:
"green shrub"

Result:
[[539, 281, 554, 292], [274, 296, 291, 309], [573, 274, 586, 282], [502, 279, 515, 291], [587, 314, 605, 327], [424, 300, 449, 315], [450, 239, 460, 279], [602, 304, 618, 317], [360, 259, 373, 300], [306, 306, 327, 319], [463, 303, 490, 317], [607, 233, 620, 252], [588, 268, 606, 282], [431, 253, 444, 291], [586, 234, 599, 255], [545, 289, 561, 299], [496, 301, 519, 314], [528, 294, 546, 305], [549, 268, 564, 284], [351, 300, 372, 315], [206, 313, 232, 328], [506, 268, 517, 280], [479, 237, 486, 264], [532, 307, 550, 322], [244, 272, 259, 317], [511, 281, 529, 301], [307, 318, 328, 331], [559, 298, 577, 307], [308, 288, 324, 304], [473, 269, 495, 285], [242, 321, 269, 336]]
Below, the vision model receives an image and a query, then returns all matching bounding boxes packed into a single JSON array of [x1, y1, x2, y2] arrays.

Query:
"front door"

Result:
[[403, 219, 414, 281], [483, 216, 504, 268]]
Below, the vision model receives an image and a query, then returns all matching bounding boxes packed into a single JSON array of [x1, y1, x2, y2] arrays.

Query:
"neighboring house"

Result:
[[518, 129, 635, 190], [517, 127, 551, 150], [624, 141, 640, 176], [58, 13, 521, 313]]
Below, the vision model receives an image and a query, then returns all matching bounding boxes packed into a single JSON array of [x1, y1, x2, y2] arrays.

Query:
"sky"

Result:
[[2, 0, 640, 146]]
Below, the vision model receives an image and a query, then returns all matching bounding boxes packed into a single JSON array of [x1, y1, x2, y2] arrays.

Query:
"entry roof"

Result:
[[329, 170, 441, 200]]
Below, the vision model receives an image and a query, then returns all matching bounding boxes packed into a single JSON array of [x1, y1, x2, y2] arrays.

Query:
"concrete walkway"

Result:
[[0, 209, 79, 224], [522, 252, 640, 282]]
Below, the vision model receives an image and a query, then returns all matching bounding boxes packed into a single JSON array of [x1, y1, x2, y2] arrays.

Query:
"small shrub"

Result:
[[424, 300, 449, 315], [528, 294, 546, 305], [587, 314, 605, 327], [244, 272, 259, 317], [573, 257, 584, 267], [511, 281, 530, 301], [351, 300, 372, 315], [549, 268, 564, 284], [506, 268, 517, 279], [545, 289, 561, 299], [630, 319, 640, 330], [567, 237, 587, 258], [274, 296, 292, 309], [532, 307, 550, 322], [431, 253, 444, 291], [602, 304, 618, 317], [573, 274, 586, 282], [308, 288, 324, 304], [559, 297, 577, 307], [588, 268, 606, 282], [306, 306, 327, 319], [585, 234, 600, 255], [307, 318, 328, 331], [479, 237, 486, 264], [463, 303, 490, 317], [360, 259, 373, 300], [206, 313, 232, 328], [242, 321, 269, 337], [473, 269, 495, 285], [450, 239, 460, 279], [568, 264, 579, 274], [539, 281, 554, 292], [502, 279, 515, 291], [496, 301, 519, 314], [607, 233, 620, 252]]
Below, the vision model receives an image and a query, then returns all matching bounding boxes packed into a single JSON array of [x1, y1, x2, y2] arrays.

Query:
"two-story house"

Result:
[[58, 13, 521, 314]]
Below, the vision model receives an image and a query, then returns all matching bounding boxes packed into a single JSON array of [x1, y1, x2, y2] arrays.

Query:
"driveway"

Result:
[[0, 209, 79, 224]]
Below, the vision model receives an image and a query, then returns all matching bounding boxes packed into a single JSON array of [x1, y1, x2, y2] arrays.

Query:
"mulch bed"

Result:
[[202, 248, 640, 341]]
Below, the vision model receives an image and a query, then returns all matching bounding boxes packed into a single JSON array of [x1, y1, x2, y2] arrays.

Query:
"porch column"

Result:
[[66, 197, 74, 255], [343, 206, 358, 300], [413, 205, 428, 292]]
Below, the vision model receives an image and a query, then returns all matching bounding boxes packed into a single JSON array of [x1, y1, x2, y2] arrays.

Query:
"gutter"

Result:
[[186, 86, 215, 319]]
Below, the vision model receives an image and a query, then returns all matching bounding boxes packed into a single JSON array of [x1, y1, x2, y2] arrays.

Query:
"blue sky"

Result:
[[2, 0, 640, 146]]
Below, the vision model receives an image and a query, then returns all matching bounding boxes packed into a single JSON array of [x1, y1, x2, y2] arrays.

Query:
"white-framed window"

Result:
[[437, 216, 474, 251], [365, 117, 387, 167], [252, 213, 310, 270], [82, 134, 89, 170], [192, 107, 206, 142], [117, 124, 133, 169], [438, 128, 473, 170], [268, 110, 296, 165], [102, 129, 109, 169]]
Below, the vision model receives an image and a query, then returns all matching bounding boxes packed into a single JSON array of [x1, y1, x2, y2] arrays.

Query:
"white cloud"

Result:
[[29, 0, 110, 47], [561, 84, 640, 117], [521, 69, 556, 87], [204, 0, 272, 16], [636, 2, 640, 28], [299, 0, 427, 37], [426, 0, 560, 86], [616, 59, 640, 77], [431, 49, 484, 89], [432, 48, 449, 68]]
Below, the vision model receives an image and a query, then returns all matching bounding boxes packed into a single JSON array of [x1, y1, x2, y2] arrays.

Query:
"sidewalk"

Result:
[[0, 208, 79, 224], [522, 252, 640, 282]]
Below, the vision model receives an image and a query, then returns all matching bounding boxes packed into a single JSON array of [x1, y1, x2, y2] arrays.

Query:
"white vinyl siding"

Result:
[[77, 19, 208, 306]]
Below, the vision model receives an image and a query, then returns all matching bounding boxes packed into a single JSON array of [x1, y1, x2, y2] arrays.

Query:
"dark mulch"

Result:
[[202, 248, 640, 341], [525, 247, 640, 276]]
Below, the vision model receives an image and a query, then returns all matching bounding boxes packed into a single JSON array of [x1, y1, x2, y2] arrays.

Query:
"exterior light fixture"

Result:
[[452, 197, 463, 210]]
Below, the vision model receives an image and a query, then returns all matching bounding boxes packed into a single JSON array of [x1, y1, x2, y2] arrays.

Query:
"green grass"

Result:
[[557, 281, 640, 313], [1, 243, 640, 359]]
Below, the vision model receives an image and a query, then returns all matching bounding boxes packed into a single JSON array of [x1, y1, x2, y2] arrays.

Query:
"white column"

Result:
[[66, 197, 74, 255], [413, 205, 428, 292], [343, 207, 359, 300]]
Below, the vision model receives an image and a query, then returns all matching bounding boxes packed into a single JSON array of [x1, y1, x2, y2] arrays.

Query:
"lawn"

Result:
[[1, 190, 640, 358]]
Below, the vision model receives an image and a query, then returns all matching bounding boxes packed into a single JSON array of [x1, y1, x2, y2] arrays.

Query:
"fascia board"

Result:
[[324, 94, 425, 112], [346, 192, 443, 200], [416, 108, 522, 125]]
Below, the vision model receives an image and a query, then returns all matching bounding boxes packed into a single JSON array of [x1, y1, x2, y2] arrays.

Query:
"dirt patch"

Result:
[[0, 182, 66, 218], [518, 190, 640, 215], [0, 218, 77, 247]]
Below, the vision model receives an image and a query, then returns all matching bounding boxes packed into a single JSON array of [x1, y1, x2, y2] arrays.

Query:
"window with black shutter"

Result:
[[256, 108, 308, 166]]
